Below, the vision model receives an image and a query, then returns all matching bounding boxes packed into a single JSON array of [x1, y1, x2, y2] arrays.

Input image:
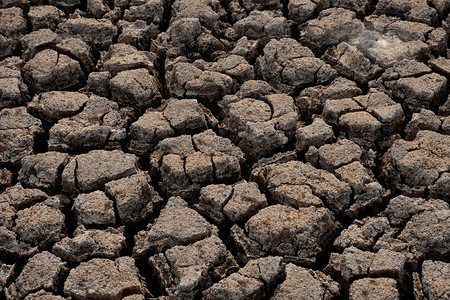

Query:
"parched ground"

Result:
[[0, 0, 450, 299]]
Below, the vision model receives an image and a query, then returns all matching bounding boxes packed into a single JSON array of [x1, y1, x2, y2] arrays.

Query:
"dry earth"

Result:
[[0, 0, 450, 299]]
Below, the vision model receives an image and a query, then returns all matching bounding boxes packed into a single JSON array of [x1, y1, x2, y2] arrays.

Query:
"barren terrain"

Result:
[[0, 0, 450, 299]]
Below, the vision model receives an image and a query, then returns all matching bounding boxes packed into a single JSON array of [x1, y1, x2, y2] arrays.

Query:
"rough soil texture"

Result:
[[0, 0, 450, 299]]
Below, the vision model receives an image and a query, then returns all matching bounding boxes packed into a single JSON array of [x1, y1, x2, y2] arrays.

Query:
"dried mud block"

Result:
[[84, 71, 112, 97], [0, 64, 29, 109], [53, 226, 126, 263], [0, 7, 27, 58], [349, 278, 399, 300], [23, 290, 66, 300], [23, 49, 85, 94], [405, 109, 441, 139], [271, 263, 339, 299], [123, 0, 163, 26], [258, 160, 351, 213], [331, 0, 374, 16], [333, 217, 390, 251], [257, 38, 337, 95], [149, 235, 237, 299], [324, 42, 383, 84], [219, 93, 298, 160], [133, 197, 218, 257], [0, 168, 13, 192], [393, 73, 446, 112], [430, 57, 450, 78], [288, 0, 329, 24], [97, 43, 156, 76], [127, 111, 174, 155], [127, 97, 216, 156], [163, 98, 209, 133], [118, 20, 155, 50], [300, 8, 364, 52], [296, 77, 362, 120], [56, 37, 95, 73], [383, 195, 448, 227], [20, 29, 60, 60], [165, 60, 233, 104], [64, 257, 144, 300], [28, 91, 89, 123], [232, 205, 338, 264], [150, 131, 244, 199], [5, 251, 65, 300], [375, 0, 438, 25], [0, 184, 47, 212], [234, 11, 291, 41], [421, 260, 450, 300], [296, 118, 334, 152], [209, 55, 255, 83], [48, 95, 132, 152], [0, 226, 38, 258], [323, 98, 362, 125], [339, 111, 382, 146], [62, 149, 138, 194], [0, 262, 14, 293], [382, 130, 450, 197], [352, 91, 404, 136], [397, 208, 450, 263], [152, 18, 223, 59], [195, 181, 268, 225], [105, 172, 160, 225], [110, 68, 161, 111], [49, 0, 81, 9], [369, 249, 406, 278], [0, 107, 44, 166], [57, 17, 117, 49], [171, 0, 224, 33], [18, 152, 69, 193], [72, 191, 116, 227], [28, 5, 65, 31], [203, 256, 284, 300], [14, 202, 65, 248], [86, 0, 109, 18]]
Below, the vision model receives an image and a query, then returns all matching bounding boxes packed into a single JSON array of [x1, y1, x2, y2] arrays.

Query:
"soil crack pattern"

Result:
[[0, 0, 450, 299]]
